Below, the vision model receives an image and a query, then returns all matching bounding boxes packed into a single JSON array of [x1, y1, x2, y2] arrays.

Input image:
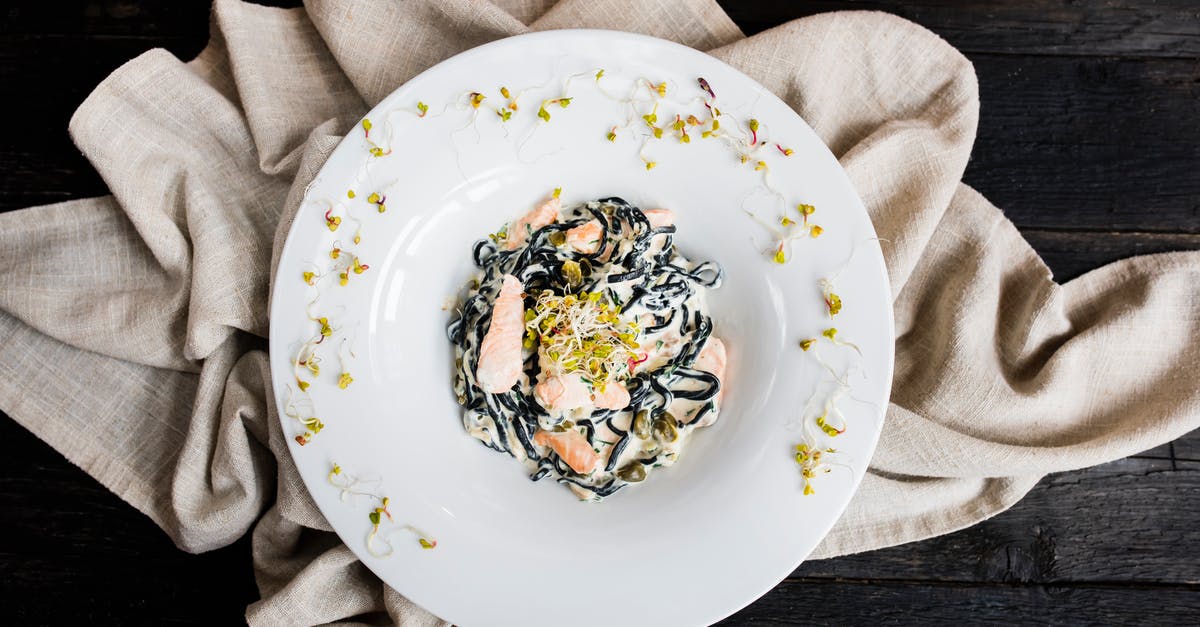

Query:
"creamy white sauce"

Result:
[[451, 199, 723, 500]]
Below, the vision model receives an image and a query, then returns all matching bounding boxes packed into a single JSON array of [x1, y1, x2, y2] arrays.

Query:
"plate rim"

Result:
[[268, 27, 895, 626]]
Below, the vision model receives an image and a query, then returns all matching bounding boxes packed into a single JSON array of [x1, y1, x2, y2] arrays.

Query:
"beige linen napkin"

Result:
[[1, 0, 1196, 623]]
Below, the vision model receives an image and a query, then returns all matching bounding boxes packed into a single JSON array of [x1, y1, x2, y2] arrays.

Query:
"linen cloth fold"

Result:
[[1, 0, 1196, 623]]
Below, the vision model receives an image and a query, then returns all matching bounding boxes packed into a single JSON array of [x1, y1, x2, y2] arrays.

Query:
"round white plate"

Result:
[[270, 30, 893, 627]]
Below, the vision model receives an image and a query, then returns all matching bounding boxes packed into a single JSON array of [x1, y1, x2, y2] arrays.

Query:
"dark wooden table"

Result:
[[2, 1, 1197, 624]]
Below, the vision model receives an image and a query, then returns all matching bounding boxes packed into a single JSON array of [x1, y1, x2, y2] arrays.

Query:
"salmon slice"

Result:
[[694, 336, 727, 405], [505, 196, 560, 250], [534, 428, 602, 474], [565, 220, 603, 254], [475, 274, 525, 393], [534, 373, 592, 413], [592, 380, 631, 410], [643, 208, 675, 229]]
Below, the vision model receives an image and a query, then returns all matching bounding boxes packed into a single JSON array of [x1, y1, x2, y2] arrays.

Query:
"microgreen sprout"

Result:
[[593, 68, 629, 101], [324, 207, 341, 231], [821, 279, 843, 317], [363, 118, 393, 155], [417, 101, 429, 117], [745, 204, 824, 265], [334, 338, 357, 390], [525, 289, 641, 390], [638, 138, 657, 171], [777, 144, 794, 156], [821, 327, 862, 355], [794, 442, 837, 495], [328, 462, 437, 556], [335, 254, 369, 287], [698, 77, 715, 98], [347, 189, 356, 199], [671, 114, 691, 143], [816, 412, 845, 437], [285, 388, 323, 445], [293, 339, 321, 392], [748, 118, 760, 145], [469, 92, 486, 109], [367, 192, 386, 213], [642, 102, 659, 127], [537, 96, 572, 122]]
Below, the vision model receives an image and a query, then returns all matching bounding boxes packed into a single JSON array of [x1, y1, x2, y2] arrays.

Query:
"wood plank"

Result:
[[2, 408, 1195, 612], [5, 14, 1195, 237], [723, 579, 1200, 625], [1021, 230, 1200, 283], [0, 1, 210, 37], [0, 30, 210, 211], [0, 415, 257, 623], [1173, 429, 1200, 462], [796, 457, 1200, 584], [2, 3, 1197, 237], [717, 0, 1200, 58], [1, 2, 1197, 624], [966, 54, 1200, 233], [718, 1, 1200, 234]]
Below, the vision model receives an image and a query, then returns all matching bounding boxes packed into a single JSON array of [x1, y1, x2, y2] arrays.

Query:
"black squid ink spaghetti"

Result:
[[448, 193, 726, 500]]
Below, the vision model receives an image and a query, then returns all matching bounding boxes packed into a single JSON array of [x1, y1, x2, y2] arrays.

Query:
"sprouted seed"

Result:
[[284, 387, 323, 445], [822, 327, 862, 355], [820, 278, 843, 317], [328, 463, 437, 556]]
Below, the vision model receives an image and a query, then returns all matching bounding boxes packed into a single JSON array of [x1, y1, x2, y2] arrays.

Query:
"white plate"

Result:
[[269, 30, 893, 627]]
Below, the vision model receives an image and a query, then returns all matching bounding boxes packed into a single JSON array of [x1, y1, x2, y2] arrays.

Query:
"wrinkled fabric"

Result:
[[0, 0, 1196, 624]]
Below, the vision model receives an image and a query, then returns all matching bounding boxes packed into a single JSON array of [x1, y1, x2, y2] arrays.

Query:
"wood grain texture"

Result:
[[718, 1, 1200, 234], [1023, 230, 1200, 282], [719, 0, 1200, 58], [968, 54, 1200, 233], [0, 417, 258, 623], [0, 0, 1197, 624], [794, 458, 1200, 584], [723, 580, 1200, 625]]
